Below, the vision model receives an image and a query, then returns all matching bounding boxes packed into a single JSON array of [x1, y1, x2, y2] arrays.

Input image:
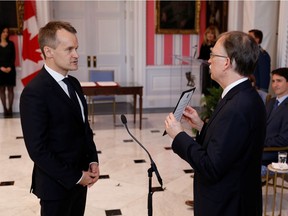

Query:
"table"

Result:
[[81, 82, 143, 129], [264, 164, 288, 216]]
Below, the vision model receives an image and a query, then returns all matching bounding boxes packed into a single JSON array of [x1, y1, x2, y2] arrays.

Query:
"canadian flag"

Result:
[[21, 0, 43, 86]]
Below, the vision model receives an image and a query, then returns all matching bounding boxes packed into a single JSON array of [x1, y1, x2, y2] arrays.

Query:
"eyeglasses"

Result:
[[209, 52, 228, 59], [209, 47, 228, 59]]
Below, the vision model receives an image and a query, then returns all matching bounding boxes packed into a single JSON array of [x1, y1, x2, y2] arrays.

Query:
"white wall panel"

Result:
[[145, 64, 202, 108], [97, 20, 121, 54], [96, 1, 120, 12]]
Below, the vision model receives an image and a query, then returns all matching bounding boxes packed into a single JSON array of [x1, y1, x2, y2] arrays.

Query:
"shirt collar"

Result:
[[276, 95, 288, 105], [221, 77, 248, 99], [44, 64, 66, 83]]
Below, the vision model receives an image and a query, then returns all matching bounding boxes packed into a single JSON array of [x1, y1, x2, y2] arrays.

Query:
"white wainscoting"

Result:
[[144, 63, 203, 109]]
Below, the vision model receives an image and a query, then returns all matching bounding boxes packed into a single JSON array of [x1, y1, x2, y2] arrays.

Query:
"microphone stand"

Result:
[[148, 166, 153, 216], [121, 115, 163, 216], [147, 162, 164, 216]]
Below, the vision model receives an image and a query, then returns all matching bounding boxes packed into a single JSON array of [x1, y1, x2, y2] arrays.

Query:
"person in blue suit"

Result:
[[20, 21, 99, 216], [248, 29, 271, 93], [165, 31, 266, 216], [262, 68, 288, 166]]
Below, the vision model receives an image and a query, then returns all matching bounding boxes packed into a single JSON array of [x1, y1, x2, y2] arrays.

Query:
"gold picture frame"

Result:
[[206, 1, 228, 33], [0, 0, 24, 35], [156, 0, 200, 34]]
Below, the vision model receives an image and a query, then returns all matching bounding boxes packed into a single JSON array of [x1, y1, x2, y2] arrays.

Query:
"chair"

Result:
[[88, 70, 116, 123], [261, 146, 288, 190]]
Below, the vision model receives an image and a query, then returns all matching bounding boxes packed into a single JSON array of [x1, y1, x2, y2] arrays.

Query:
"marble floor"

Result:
[[0, 105, 288, 216]]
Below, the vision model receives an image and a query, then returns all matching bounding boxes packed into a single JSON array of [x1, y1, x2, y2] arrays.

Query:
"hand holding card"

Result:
[[163, 87, 196, 136]]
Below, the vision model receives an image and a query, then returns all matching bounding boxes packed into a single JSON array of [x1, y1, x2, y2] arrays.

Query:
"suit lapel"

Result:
[[201, 80, 252, 138], [67, 75, 88, 118], [267, 97, 288, 124], [42, 69, 85, 123], [266, 98, 275, 122]]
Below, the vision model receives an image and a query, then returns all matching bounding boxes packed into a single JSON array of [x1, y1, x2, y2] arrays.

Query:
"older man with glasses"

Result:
[[165, 31, 266, 216]]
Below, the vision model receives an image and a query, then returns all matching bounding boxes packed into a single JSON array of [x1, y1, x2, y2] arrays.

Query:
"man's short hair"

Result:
[[38, 21, 77, 59], [272, 68, 288, 82], [248, 29, 263, 44], [219, 31, 260, 76]]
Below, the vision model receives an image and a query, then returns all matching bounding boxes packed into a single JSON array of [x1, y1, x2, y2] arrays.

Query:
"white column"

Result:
[[133, 1, 146, 85], [277, 0, 288, 67]]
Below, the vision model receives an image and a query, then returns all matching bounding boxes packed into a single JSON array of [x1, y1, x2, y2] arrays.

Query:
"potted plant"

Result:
[[200, 87, 223, 122]]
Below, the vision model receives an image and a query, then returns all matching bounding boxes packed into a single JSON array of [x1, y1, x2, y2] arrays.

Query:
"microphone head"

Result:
[[121, 114, 127, 124]]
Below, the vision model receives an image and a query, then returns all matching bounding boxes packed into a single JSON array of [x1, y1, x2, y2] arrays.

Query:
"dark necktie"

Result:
[[273, 99, 279, 110], [62, 77, 82, 114]]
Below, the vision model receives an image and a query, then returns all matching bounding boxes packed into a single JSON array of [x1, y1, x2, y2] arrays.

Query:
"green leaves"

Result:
[[200, 87, 223, 122]]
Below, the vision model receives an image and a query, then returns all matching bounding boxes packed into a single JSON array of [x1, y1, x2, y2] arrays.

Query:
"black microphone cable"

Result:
[[121, 114, 163, 187]]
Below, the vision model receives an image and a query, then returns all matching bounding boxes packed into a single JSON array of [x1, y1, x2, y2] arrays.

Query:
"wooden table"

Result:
[[81, 82, 143, 129]]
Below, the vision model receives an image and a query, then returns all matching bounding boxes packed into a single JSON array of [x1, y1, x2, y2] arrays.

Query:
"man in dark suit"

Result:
[[262, 68, 288, 165], [165, 31, 266, 216], [248, 29, 271, 93], [20, 21, 99, 216]]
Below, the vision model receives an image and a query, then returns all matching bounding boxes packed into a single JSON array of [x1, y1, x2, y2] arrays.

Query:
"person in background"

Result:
[[0, 25, 16, 117], [198, 25, 219, 60], [20, 21, 99, 216], [248, 29, 271, 93], [165, 31, 266, 216], [198, 25, 220, 95], [262, 68, 288, 166]]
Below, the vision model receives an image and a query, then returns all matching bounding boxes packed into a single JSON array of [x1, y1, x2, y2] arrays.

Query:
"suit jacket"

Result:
[[253, 47, 271, 92], [265, 97, 288, 147], [20, 67, 98, 200], [172, 80, 266, 216]]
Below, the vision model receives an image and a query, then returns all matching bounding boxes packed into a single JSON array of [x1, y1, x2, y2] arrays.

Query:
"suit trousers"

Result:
[[40, 185, 87, 216]]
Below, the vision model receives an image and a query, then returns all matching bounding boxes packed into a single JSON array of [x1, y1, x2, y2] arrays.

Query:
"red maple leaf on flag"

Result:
[[22, 28, 42, 63]]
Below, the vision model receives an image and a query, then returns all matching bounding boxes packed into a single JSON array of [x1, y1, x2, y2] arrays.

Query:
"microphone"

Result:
[[121, 114, 163, 187], [121, 114, 127, 124]]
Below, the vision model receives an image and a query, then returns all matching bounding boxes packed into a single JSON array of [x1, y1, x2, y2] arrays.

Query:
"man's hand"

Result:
[[165, 113, 183, 139], [79, 163, 100, 188], [183, 106, 204, 132]]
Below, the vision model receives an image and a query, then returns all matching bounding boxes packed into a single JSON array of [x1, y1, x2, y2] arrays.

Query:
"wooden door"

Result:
[[52, 1, 126, 82]]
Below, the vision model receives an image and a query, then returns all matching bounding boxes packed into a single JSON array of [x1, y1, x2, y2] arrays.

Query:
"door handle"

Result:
[[93, 56, 97, 68], [87, 56, 91, 67]]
